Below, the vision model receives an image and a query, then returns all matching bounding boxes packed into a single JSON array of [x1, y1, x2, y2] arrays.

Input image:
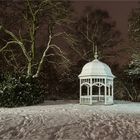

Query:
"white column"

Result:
[[109, 85, 110, 96], [99, 85, 101, 101], [105, 78, 107, 104], [80, 79, 81, 104], [112, 80, 114, 104], [90, 78, 92, 105], [87, 86, 89, 96]]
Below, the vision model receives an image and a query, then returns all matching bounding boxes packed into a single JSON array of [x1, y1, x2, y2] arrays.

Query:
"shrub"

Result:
[[0, 74, 44, 107], [114, 76, 140, 102]]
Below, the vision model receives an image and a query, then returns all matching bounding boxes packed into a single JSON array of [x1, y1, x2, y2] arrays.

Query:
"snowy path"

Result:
[[0, 100, 140, 140]]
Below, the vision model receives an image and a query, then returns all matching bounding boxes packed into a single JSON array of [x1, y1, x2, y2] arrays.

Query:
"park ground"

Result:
[[0, 100, 140, 140]]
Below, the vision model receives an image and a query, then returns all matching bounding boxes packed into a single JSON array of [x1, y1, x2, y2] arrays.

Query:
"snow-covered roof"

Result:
[[79, 58, 115, 78]]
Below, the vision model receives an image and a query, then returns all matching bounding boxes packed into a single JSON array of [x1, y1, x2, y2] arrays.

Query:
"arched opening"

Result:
[[110, 85, 112, 96], [92, 85, 99, 102], [92, 85, 98, 95], [100, 85, 105, 101], [100, 86, 105, 95], [81, 85, 89, 96], [107, 87, 109, 95], [91, 83, 106, 102]]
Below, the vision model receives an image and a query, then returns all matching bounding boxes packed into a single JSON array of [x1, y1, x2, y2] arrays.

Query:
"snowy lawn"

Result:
[[0, 100, 140, 140]]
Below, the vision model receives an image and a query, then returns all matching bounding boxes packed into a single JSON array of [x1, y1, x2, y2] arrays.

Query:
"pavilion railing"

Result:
[[80, 96, 90, 104]]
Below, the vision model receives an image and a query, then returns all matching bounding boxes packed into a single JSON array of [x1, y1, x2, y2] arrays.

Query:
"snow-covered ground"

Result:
[[0, 100, 140, 140]]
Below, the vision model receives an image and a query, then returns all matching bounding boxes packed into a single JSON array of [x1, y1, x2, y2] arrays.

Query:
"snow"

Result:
[[0, 100, 140, 140]]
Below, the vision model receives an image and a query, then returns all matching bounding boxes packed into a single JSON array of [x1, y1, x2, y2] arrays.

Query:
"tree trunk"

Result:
[[27, 60, 32, 76]]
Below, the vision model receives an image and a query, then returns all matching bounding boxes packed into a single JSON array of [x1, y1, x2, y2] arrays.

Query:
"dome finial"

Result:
[[94, 45, 98, 59]]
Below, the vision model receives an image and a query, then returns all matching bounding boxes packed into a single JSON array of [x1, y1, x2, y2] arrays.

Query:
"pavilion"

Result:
[[78, 50, 115, 105]]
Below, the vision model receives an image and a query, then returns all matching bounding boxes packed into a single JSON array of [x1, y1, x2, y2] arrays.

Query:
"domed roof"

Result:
[[79, 59, 115, 78]]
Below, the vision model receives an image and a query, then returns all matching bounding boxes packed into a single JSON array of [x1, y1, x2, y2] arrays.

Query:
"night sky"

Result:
[[72, 0, 139, 40]]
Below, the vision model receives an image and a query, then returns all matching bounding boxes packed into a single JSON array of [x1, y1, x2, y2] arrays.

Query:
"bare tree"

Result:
[[66, 8, 121, 61], [0, 0, 71, 77]]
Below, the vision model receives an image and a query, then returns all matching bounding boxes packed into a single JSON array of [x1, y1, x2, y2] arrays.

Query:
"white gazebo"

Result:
[[78, 52, 115, 105]]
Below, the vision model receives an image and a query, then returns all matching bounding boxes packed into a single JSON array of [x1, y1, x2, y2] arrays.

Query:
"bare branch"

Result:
[[80, 31, 94, 44], [18, 30, 23, 42], [34, 0, 48, 16], [52, 32, 65, 38], [0, 41, 18, 52], [46, 59, 57, 64], [50, 44, 70, 64], [34, 34, 52, 77], [56, 52, 70, 63], [86, 14, 89, 38], [26, 0, 35, 21], [0, 26, 31, 62], [3, 50, 19, 73], [50, 44, 63, 54], [46, 53, 55, 57]]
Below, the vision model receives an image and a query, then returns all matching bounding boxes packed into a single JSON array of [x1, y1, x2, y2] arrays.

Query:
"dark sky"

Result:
[[72, 0, 139, 40]]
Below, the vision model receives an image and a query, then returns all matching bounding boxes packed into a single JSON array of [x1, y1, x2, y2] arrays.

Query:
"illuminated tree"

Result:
[[0, 0, 71, 77]]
